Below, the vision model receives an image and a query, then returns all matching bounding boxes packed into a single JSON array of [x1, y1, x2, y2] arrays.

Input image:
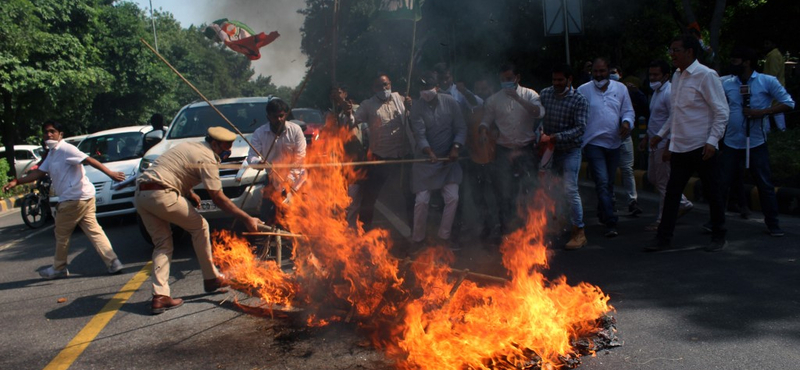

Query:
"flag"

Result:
[[377, 0, 424, 22], [204, 18, 280, 60]]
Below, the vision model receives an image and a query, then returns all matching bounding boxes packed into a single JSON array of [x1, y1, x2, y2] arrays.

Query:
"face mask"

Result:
[[45, 140, 58, 150], [593, 79, 609, 89], [500, 81, 517, 90], [649, 81, 663, 91], [420, 88, 437, 102], [219, 150, 232, 160], [376, 89, 391, 101], [609, 73, 620, 81]]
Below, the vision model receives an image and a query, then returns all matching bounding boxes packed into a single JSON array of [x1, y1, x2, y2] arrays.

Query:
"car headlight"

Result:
[[139, 157, 154, 173]]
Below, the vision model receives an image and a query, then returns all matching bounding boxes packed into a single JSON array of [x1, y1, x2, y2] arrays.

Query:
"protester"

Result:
[[539, 64, 589, 250], [329, 85, 366, 228], [577, 57, 634, 238], [479, 62, 545, 234], [640, 59, 694, 231], [4, 120, 126, 279], [247, 99, 307, 226], [717, 46, 794, 237], [136, 126, 262, 314], [433, 62, 484, 113], [465, 77, 501, 240], [408, 71, 467, 248], [648, 35, 729, 252], [609, 65, 645, 216], [354, 73, 415, 230]]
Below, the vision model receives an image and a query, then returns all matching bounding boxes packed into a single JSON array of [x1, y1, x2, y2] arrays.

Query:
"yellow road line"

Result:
[[43, 262, 152, 370]]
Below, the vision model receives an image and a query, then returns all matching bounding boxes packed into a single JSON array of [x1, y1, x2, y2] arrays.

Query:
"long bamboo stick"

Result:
[[191, 157, 466, 170]]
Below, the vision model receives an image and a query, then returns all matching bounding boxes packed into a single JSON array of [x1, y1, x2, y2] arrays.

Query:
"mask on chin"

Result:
[[219, 150, 232, 160], [420, 88, 437, 102], [649, 81, 663, 91], [45, 140, 58, 150], [500, 81, 517, 90], [376, 89, 391, 101], [593, 79, 609, 89]]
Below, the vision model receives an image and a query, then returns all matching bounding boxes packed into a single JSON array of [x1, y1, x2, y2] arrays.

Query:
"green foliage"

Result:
[[768, 126, 800, 188], [0, 158, 27, 198]]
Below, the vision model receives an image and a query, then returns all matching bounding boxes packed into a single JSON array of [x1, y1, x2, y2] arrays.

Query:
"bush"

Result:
[[768, 126, 800, 188], [0, 159, 29, 199]]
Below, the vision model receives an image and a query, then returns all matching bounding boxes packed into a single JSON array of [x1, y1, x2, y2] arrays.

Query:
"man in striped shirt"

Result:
[[539, 64, 589, 250]]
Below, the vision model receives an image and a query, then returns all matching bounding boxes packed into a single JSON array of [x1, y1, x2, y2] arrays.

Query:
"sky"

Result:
[[130, 0, 308, 87]]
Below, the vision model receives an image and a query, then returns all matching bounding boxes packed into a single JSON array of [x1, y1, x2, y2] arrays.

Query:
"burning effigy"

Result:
[[212, 119, 618, 369]]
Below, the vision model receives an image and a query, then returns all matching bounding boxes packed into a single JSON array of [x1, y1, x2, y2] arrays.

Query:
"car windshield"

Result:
[[78, 132, 145, 163], [292, 109, 324, 125], [168, 102, 266, 139]]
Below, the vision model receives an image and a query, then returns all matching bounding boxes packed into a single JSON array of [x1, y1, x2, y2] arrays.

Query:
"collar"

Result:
[[681, 59, 702, 75], [201, 141, 221, 162], [656, 80, 670, 92]]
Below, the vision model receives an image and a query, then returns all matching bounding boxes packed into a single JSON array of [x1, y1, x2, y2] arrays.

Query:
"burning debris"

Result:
[[212, 123, 618, 369]]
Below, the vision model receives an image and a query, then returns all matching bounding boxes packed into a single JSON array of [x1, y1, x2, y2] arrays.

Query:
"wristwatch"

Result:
[[452, 143, 462, 150]]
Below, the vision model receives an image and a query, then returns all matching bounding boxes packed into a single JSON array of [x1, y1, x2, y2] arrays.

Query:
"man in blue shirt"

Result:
[[720, 47, 794, 237]]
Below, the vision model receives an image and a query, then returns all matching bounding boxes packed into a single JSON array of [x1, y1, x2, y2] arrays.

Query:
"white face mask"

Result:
[[593, 79, 609, 89], [45, 140, 59, 150], [649, 81, 663, 91], [376, 89, 391, 101], [420, 88, 437, 102]]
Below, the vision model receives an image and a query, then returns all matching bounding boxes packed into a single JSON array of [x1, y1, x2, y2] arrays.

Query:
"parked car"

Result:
[[0, 145, 44, 176], [141, 97, 277, 220], [50, 125, 154, 218], [291, 108, 324, 145], [63, 134, 88, 147]]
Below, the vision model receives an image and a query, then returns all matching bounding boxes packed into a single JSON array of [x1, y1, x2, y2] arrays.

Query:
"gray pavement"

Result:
[[0, 173, 798, 369]]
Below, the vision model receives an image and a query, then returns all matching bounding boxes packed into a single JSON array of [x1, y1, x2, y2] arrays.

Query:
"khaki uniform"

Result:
[[135, 142, 222, 297]]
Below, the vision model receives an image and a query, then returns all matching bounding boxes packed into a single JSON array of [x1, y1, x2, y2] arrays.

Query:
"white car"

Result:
[[141, 97, 275, 219], [0, 145, 44, 176], [51, 125, 155, 218]]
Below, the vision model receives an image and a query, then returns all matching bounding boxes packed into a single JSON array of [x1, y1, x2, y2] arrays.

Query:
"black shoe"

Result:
[[740, 207, 751, 220], [604, 227, 618, 238], [644, 238, 672, 252], [768, 227, 785, 237], [705, 238, 727, 252], [628, 201, 643, 216], [203, 275, 230, 293], [479, 225, 492, 241], [701, 222, 713, 234]]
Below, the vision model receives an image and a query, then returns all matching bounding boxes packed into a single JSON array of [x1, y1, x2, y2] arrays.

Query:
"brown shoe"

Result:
[[152, 295, 183, 315], [203, 275, 230, 293], [565, 227, 587, 250]]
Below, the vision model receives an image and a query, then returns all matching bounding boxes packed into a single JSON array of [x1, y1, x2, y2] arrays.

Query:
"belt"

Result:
[[138, 182, 167, 191]]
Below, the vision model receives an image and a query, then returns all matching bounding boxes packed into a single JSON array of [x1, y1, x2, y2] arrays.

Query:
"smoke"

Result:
[[146, 0, 308, 87]]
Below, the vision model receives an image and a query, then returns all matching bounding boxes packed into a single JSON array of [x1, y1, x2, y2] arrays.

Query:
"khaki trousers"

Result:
[[54, 198, 118, 271], [135, 189, 218, 297]]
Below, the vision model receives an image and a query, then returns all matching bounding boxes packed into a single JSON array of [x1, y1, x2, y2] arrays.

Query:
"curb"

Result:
[[0, 194, 25, 213], [578, 163, 800, 216]]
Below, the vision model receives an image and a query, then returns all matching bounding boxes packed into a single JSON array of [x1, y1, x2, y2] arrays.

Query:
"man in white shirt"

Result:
[[577, 57, 634, 238], [4, 121, 126, 279], [479, 63, 545, 234], [434, 63, 484, 113], [648, 35, 730, 252], [246, 99, 307, 225], [640, 59, 694, 231]]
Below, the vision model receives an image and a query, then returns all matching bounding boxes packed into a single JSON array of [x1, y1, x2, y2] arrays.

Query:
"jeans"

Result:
[[552, 148, 584, 228], [658, 147, 726, 241], [648, 146, 693, 222], [584, 144, 620, 227], [619, 136, 637, 204], [718, 142, 780, 229]]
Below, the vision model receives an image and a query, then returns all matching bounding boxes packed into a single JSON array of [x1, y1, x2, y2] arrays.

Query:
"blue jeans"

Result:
[[552, 148, 584, 228], [719, 142, 780, 229], [584, 144, 620, 227]]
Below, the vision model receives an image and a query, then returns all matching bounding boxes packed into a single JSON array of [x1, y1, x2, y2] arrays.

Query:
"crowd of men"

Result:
[[8, 33, 792, 314], [331, 34, 794, 253]]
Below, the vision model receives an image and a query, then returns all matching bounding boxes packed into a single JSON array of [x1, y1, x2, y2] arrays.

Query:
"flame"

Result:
[[212, 116, 612, 368]]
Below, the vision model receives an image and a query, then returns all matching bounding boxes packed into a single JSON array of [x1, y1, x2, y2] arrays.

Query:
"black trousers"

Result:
[[359, 153, 414, 230], [657, 147, 726, 241]]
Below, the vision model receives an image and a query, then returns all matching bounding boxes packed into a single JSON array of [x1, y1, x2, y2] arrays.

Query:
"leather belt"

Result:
[[138, 182, 167, 191]]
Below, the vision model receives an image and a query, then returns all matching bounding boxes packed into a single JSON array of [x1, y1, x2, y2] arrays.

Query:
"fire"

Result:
[[212, 117, 612, 368]]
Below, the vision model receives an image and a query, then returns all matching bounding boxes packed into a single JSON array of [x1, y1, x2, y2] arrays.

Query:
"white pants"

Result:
[[412, 184, 459, 242]]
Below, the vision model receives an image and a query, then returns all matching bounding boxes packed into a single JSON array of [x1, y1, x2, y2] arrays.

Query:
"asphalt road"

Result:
[[0, 176, 798, 370]]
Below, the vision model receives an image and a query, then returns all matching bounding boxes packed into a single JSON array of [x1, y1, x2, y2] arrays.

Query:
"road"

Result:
[[0, 179, 798, 370]]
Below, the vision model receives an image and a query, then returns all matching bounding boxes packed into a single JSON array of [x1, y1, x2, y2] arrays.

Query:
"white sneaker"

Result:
[[39, 266, 69, 279], [108, 259, 124, 274]]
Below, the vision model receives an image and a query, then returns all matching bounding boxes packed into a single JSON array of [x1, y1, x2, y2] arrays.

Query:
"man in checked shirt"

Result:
[[538, 64, 589, 250]]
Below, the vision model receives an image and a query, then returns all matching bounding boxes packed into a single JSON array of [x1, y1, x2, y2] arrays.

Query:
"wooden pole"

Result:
[[192, 157, 466, 170], [242, 231, 306, 238]]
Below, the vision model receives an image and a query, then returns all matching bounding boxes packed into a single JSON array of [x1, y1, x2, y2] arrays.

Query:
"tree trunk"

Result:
[[681, 0, 697, 24], [2, 90, 17, 179], [708, 0, 727, 66]]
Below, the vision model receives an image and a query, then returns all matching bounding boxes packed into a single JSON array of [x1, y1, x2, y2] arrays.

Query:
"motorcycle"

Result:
[[21, 175, 52, 229]]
